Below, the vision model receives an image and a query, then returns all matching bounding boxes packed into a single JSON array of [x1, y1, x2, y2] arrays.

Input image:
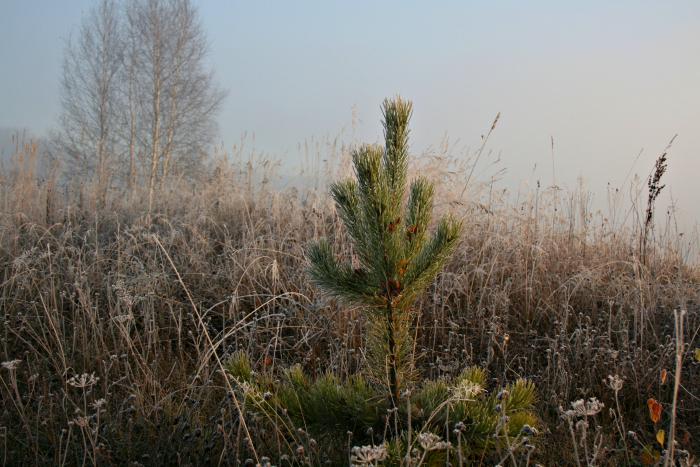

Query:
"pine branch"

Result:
[[382, 97, 412, 201], [352, 145, 391, 274], [399, 215, 461, 308], [330, 179, 374, 269], [307, 239, 379, 304], [404, 177, 434, 257]]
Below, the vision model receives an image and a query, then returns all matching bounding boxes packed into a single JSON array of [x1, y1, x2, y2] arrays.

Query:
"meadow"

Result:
[[0, 132, 698, 466]]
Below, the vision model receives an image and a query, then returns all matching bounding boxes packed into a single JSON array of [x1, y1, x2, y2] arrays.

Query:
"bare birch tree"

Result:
[[118, 27, 140, 196], [57, 0, 224, 214], [125, 0, 224, 217], [57, 0, 124, 208]]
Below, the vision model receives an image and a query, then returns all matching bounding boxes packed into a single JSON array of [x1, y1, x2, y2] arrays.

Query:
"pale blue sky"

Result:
[[1, 1, 699, 231]]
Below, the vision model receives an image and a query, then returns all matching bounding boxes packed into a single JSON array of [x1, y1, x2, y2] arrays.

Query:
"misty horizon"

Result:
[[1, 1, 698, 234]]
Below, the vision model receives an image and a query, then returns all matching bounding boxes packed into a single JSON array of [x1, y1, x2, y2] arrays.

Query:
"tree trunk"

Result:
[[386, 299, 400, 406], [147, 65, 161, 223]]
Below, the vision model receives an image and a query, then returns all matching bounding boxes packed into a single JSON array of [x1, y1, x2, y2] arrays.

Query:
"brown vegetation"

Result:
[[0, 137, 698, 465]]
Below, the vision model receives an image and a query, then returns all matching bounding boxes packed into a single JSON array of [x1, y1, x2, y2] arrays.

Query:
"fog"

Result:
[[1, 1, 698, 233]]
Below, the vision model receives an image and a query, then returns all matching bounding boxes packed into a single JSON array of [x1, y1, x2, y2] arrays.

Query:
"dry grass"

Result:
[[0, 138, 698, 465]]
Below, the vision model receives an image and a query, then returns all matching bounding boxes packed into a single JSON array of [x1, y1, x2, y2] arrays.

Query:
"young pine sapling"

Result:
[[308, 97, 462, 406]]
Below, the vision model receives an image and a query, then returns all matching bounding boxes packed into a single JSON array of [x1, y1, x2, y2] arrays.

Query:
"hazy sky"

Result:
[[1, 1, 699, 230]]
